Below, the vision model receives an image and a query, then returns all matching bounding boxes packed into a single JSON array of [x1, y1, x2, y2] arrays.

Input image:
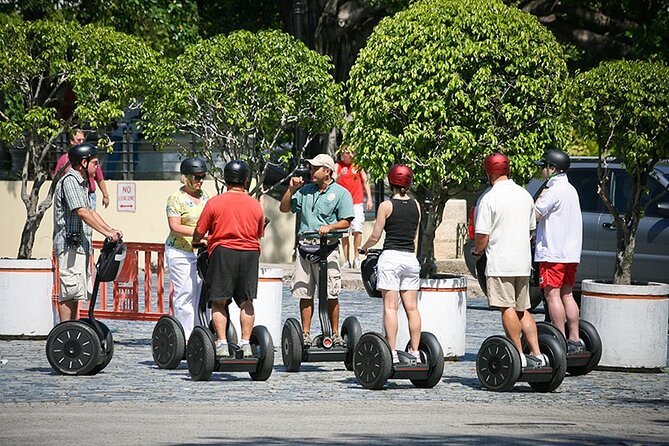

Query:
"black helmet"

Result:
[[535, 149, 570, 172], [180, 157, 207, 175], [224, 160, 250, 185], [68, 143, 98, 167]]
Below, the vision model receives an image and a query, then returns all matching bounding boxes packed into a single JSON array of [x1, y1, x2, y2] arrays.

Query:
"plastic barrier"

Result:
[[395, 273, 467, 360], [227, 267, 284, 343], [52, 241, 174, 322]]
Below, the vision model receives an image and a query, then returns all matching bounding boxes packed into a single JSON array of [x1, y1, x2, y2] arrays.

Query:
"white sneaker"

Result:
[[215, 341, 230, 358], [352, 258, 361, 269], [409, 349, 423, 363]]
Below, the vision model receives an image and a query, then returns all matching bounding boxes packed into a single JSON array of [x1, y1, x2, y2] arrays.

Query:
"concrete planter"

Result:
[[581, 279, 669, 371], [0, 258, 57, 339], [395, 273, 467, 360], [227, 267, 284, 344]]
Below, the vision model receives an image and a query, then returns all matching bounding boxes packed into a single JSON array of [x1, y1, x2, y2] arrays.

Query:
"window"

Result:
[[612, 170, 669, 217], [568, 169, 604, 213]]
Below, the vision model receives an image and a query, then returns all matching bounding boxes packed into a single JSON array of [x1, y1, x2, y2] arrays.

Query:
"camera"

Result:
[[294, 159, 311, 183], [65, 232, 82, 248]]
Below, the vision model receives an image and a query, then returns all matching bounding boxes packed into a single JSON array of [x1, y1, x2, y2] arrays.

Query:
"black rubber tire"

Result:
[[46, 321, 102, 376], [81, 319, 114, 375], [353, 332, 393, 390], [566, 319, 602, 376], [186, 326, 216, 381], [409, 332, 444, 389], [281, 318, 303, 372], [476, 335, 522, 392], [249, 325, 274, 381], [529, 333, 567, 392], [341, 316, 362, 371], [152, 316, 185, 370]]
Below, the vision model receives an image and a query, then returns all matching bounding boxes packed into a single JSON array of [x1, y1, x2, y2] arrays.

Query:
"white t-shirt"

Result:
[[475, 179, 536, 276], [534, 173, 582, 263]]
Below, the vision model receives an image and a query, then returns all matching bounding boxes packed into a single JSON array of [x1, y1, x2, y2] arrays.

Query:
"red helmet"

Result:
[[388, 164, 413, 188], [484, 152, 510, 177]]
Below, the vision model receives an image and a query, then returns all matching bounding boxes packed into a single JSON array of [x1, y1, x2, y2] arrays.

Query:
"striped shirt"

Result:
[[53, 168, 92, 255]]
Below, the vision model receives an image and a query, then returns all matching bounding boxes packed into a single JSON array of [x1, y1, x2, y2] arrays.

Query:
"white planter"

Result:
[[227, 267, 283, 344], [581, 279, 669, 370], [395, 273, 467, 359], [0, 258, 57, 339]]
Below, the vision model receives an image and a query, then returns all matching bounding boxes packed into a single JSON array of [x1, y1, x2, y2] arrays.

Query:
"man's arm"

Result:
[[361, 169, 373, 211], [471, 233, 489, 257], [74, 207, 121, 240], [279, 176, 304, 213]]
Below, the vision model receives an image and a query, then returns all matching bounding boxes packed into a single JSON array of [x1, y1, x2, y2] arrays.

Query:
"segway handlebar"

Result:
[[298, 229, 349, 241]]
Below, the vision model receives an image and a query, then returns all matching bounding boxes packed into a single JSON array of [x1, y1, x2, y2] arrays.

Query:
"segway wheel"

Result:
[[566, 319, 602, 376], [46, 321, 102, 376], [152, 316, 185, 369], [281, 318, 303, 372], [353, 332, 393, 390], [476, 335, 521, 392], [249, 325, 274, 381], [341, 316, 362, 371], [528, 333, 567, 392], [187, 326, 215, 381], [409, 332, 444, 389], [522, 321, 567, 354], [81, 319, 114, 375]]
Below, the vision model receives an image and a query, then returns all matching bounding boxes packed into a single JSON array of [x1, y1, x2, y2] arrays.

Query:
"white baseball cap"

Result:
[[306, 154, 336, 172]]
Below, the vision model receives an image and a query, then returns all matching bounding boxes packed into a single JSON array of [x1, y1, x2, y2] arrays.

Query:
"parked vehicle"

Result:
[[464, 158, 669, 309]]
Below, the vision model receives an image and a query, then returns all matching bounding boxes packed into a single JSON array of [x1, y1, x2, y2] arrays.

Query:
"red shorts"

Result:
[[538, 262, 578, 289]]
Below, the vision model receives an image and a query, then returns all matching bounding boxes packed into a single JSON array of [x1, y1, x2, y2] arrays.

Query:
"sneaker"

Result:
[[241, 343, 253, 358], [567, 339, 586, 355], [352, 258, 361, 269], [332, 332, 345, 347], [302, 332, 313, 347], [392, 351, 400, 364], [409, 349, 423, 363], [215, 341, 230, 358], [523, 353, 546, 369]]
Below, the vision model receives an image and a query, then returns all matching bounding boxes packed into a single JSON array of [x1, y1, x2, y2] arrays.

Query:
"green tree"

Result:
[[142, 29, 344, 197], [567, 60, 669, 285], [347, 0, 569, 275], [0, 20, 159, 258]]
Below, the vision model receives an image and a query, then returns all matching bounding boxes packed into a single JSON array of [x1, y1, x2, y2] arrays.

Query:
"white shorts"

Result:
[[376, 250, 420, 291], [349, 204, 364, 234]]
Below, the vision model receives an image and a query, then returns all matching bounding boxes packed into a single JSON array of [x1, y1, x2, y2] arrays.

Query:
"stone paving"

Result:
[[0, 282, 667, 411]]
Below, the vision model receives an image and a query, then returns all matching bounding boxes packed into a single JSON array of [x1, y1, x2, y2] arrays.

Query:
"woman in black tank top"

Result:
[[359, 165, 423, 363]]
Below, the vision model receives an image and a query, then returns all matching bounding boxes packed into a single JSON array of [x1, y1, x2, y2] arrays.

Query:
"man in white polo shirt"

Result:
[[471, 152, 546, 368], [534, 149, 585, 354]]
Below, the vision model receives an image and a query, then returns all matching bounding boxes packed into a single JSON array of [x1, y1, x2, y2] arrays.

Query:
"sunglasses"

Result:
[[189, 174, 206, 181]]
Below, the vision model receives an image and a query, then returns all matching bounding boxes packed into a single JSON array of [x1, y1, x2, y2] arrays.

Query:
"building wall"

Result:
[[0, 180, 465, 262]]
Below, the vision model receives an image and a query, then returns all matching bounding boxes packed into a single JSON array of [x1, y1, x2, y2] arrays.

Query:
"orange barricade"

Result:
[[52, 241, 174, 322]]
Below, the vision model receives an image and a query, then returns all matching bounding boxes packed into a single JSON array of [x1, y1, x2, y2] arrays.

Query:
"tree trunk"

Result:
[[415, 187, 447, 278], [613, 231, 635, 285]]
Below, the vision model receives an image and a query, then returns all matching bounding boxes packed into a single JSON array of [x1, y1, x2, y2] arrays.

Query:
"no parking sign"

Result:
[[117, 182, 136, 212]]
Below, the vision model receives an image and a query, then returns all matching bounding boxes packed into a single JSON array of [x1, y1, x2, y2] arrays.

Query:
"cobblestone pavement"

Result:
[[1, 276, 668, 445]]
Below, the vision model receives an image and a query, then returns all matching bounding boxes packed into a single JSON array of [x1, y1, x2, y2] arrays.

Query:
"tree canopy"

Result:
[[347, 0, 569, 274], [567, 60, 669, 284], [142, 29, 344, 197], [0, 19, 159, 258]]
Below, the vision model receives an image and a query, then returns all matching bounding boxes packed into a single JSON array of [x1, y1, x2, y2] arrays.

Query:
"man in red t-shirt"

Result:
[[336, 146, 373, 268], [192, 160, 265, 358]]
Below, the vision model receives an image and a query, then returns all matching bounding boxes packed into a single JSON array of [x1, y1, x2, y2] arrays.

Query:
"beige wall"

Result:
[[0, 180, 464, 262]]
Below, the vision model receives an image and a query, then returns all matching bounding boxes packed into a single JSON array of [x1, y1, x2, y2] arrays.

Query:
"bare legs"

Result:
[[382, 289, 421, 352], [500, 307, 541, 357], [300, 298, 340, 335], [544, 285, 581, 342]]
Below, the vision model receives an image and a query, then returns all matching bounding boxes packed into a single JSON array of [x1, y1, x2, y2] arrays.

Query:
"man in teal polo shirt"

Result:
[[280, 154, 354, 346]]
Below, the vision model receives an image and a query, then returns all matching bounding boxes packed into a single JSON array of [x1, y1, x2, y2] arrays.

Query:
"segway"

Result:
[[185, 246, 273, 382], [528, 320, 602, 376], [151, 248, 237, 370], [46, 237, 126, 375], [353, 249, 444, 390], [476, 332, 567, 392], [281, 230, 362, 372]]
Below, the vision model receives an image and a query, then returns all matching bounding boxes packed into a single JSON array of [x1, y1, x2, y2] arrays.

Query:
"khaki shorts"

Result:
[[291, 246, 341, 300], [58, 247, 91, 303], [486, 276, 530, 311]]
